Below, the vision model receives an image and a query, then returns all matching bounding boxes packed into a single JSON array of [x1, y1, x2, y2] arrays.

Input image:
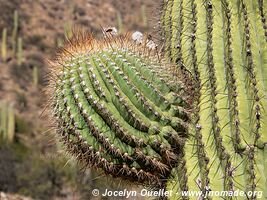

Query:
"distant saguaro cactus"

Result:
[[47, 32, 195, 188], [1, 28, 7, 63], [160, 0, 267, 199], [17, 37, 23, 65], [12, 10, 18, 55], [33, 66, 39, 87], [0, 101, 15, 143]]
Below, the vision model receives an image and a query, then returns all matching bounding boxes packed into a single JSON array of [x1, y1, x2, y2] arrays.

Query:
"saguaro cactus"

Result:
[[1, 28, 7, 63], [160, 0, 267, 199], [12, 10, 18, 55], [47, 33, 195, 188], [0, 101, 15, 143], [17, 37, 23, 65]]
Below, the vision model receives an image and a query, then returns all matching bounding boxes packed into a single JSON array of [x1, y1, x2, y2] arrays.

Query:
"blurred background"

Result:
[[0, 0, 160, 199]]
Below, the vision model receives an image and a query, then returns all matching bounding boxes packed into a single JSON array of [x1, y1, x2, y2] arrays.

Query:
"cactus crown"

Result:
[[47, 32, 195, 188]]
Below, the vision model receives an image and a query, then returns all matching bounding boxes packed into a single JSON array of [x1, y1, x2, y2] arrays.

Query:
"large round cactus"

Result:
[[47, 32, 195, 189], [160, 0, 267, 199]]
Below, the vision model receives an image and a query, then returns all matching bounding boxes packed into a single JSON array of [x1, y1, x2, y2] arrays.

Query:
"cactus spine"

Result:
[[161, 0, 267, 199], [47, 33, 194, 188]]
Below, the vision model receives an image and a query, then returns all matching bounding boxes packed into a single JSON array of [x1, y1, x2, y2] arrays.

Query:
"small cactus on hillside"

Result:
[[0, 101, 15, 143], [12, 10, 18, 55], [47, 32, 195, 188], [1, 28, 7, 63], [17, 37, 23, 66], [160, 0, 267, 199], [33, 66, 39, 87]]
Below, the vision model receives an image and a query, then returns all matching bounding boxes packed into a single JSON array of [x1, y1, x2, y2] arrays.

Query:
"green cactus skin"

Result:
[[161, 0, 267, 199], [47, 33, 194, 188]]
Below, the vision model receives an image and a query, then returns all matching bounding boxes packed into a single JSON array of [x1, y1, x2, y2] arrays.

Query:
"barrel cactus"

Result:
[[47, 32, 195, 189], [160, 0, 267, 199]]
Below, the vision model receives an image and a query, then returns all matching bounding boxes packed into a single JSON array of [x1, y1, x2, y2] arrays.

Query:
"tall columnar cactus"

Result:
[[160, 0, 267, 199], [1, 28, 7, 63], [0, 102, 15, 143], [12, 10, 18, 55], [33, 66, 39, 87], [17, 37, 23, 66], [116, 11, 123, 33], [47, 33, 195, 188], [141, 5, 148, 28]]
